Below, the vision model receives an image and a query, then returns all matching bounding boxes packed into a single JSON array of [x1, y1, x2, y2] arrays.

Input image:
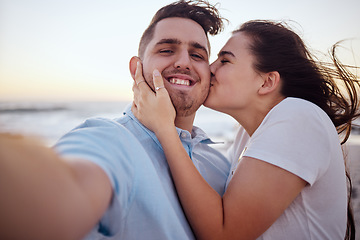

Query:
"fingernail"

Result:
[[153, 69, 160, 77]]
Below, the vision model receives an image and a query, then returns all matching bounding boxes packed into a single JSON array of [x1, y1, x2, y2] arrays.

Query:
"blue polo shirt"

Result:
[[54, 106, 230, 240]]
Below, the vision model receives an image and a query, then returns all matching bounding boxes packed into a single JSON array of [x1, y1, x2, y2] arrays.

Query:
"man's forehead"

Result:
[[152, 18, 209, 51]]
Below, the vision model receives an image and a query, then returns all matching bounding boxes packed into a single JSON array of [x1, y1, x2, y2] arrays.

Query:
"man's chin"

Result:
[[168, 89, 208, 118], [173, 103, 200, 117]]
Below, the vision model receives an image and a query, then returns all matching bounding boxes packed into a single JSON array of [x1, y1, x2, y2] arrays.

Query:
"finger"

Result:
[[131, 102, 137, 110], [132, 79, 143, 107], [132, 82, 140, 95], [133, 87, 139, 106], [131, 102, 139, 118], [132, 82, 139, 100], [134, 61, 147, 88], [132, 76, 143, 111], [153, 69, 166, 93]]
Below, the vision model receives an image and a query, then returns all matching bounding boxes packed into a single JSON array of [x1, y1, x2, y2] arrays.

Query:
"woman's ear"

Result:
[[129, 56, 141, 80], [258, 71, 281, 95]]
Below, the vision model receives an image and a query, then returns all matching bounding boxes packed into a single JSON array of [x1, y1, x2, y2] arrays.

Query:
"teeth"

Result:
[[169, 78, 190, 86]]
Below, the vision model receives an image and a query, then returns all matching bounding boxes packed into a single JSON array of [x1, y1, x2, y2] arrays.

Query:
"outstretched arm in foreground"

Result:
[[0, 134, 112, 240], [132, 63, 307, 240]]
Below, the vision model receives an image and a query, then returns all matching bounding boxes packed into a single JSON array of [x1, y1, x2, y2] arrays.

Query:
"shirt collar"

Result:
[[122, 104, 219, 146]]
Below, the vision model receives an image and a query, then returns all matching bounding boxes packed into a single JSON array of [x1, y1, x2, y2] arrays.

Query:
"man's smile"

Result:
[[165, 73, 197, 87], [169, 78, 190, 86]]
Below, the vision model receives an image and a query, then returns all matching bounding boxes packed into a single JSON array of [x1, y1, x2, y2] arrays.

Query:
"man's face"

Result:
[[141, 17, 211, 117]]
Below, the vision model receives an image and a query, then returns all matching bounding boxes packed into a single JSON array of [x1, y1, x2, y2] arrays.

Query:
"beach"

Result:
[[346, 135, 360, 238], [0, 100, 360, 237]]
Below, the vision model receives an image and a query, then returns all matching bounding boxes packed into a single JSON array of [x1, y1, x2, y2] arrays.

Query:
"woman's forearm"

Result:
[[155, 128, 226, 240]]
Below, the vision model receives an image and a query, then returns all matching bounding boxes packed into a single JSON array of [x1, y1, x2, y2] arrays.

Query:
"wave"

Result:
[[0, 106, 67, 113], [0, 102, 69, 114]]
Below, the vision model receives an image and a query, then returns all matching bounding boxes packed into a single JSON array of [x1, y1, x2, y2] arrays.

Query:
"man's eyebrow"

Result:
[[191, 41, 208, 54], [155, 38, 208, 54], [155, 38, 181, 46], [218, 50, 235, 58]]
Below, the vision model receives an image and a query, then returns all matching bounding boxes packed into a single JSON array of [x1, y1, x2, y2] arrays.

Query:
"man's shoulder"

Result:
[[55, 116, 147, 163], [57, 117, 138, 146], [82, 117, 124, 127], [78, 116, 133, 131]]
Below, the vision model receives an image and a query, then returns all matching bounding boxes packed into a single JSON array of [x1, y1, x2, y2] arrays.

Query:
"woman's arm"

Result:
[[160, 133, 306, 240], [132, 63, 225, 238], [155, 125, 226, 239], [132, 63, 307, 240]]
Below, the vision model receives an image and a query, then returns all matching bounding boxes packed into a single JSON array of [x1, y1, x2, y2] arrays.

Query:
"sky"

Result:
[[1, 0, 359, 102]]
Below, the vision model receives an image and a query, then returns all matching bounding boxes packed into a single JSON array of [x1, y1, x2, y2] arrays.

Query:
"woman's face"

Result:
[[204, 32, 264, 116]]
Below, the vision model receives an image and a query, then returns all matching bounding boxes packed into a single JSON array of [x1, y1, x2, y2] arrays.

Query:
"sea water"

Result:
[[1, 100, 359, 152], [0, 101, 238, 152]]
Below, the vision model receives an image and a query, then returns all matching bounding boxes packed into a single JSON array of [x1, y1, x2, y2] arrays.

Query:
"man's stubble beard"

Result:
[[144, 72, 209, 117]]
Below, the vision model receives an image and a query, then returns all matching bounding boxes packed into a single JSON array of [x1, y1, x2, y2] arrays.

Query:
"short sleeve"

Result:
[[226, 126, 250, 164], [54, 118, 147, 235], [244, 99, 332, 185]]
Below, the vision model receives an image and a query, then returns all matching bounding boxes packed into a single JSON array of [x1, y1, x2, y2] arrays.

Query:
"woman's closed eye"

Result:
[[220, 58, 230, 64]]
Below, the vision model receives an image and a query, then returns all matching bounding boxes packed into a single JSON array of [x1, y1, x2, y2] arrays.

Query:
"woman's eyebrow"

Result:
[[218, 50, 235, 58]]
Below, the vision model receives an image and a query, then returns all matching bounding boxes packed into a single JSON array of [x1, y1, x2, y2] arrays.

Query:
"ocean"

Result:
[[0, 101, 238, 151], [2, 100, 359, 237], [1, 100, 359, 151]]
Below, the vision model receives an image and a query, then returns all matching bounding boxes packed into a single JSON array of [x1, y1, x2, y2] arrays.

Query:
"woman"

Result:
[[133, 20, 359, 239]]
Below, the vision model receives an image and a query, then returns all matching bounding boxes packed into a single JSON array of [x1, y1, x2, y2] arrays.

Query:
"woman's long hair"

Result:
[[235, 20, 359, 240]]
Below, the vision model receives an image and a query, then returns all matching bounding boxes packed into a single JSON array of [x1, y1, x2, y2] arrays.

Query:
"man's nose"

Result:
[[174, 50, 191, 70]]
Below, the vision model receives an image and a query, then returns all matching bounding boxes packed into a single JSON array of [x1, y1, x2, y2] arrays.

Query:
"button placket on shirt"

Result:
[[179, 130, 194, 159]]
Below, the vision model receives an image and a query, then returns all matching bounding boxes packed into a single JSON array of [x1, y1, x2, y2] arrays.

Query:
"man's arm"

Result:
[[0, 134, 112, 240]]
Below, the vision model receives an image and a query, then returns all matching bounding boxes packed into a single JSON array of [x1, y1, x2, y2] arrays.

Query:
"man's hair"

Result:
[[138, 0, 225, 58]]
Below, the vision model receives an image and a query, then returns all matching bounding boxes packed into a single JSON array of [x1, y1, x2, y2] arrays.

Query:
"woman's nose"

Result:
[[209, 62, 216, 75]]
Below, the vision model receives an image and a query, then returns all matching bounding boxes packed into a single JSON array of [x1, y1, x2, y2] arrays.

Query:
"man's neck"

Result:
[[174, 113, 196, 133]]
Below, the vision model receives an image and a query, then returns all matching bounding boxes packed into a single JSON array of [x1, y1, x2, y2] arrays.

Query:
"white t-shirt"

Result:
[[226, 97, 347, 240]]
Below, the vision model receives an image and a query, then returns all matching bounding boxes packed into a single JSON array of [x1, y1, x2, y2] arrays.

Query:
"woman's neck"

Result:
[[232, 96, 285, 137]]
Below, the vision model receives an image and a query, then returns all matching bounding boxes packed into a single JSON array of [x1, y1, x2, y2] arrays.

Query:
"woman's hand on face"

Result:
[[132, 61, 176, 135]]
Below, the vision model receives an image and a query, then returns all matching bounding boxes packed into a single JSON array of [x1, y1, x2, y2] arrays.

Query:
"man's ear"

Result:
[[258, 71, 281, 95], [129, 56, 141, 80]]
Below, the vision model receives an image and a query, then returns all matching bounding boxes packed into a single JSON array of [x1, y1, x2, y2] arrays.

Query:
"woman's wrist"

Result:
[[155, 123, 177, 142]]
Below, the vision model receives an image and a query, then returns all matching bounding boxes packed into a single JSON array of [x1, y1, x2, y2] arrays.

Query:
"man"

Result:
[[0, 1, 230, 239]]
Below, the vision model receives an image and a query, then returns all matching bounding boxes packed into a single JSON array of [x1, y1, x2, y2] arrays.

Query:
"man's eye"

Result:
[[191, 53, 204, 60], [159, 50, 173, 54], [221, 59, 229, 64]]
